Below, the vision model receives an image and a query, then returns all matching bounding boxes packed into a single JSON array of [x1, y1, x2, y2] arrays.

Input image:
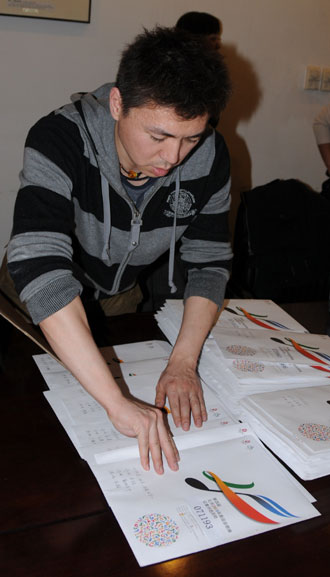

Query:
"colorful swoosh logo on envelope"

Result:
[[185, 471, 298, 524], [225, 306, 289, 331], [270, 336, 330, 371]]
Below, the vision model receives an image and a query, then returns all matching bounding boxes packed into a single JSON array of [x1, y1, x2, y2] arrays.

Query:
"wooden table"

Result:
[[1, 303, 329, 576]]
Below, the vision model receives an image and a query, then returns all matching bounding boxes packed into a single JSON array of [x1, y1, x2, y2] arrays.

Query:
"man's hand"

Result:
[[154, 296, 220, 432], [107, 395, 180, 475], [155, 359, 207, 431]]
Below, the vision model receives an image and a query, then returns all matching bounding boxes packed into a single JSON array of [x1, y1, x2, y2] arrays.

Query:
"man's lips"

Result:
[[151, 166, 171, 177]]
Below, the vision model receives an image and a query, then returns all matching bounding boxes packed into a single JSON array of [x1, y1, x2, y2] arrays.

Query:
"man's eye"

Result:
[[150, 135, 165, 142]]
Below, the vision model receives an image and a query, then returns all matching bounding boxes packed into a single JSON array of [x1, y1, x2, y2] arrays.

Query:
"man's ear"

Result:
[[109, 87, 123, 120]]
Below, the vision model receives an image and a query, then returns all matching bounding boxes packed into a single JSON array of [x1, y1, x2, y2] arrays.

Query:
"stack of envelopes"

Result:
[[155, 299, 330, 478], [240, 385, 330, 480]]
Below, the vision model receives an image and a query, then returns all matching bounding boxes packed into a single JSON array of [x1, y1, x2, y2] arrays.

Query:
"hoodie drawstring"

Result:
[[168, 169, 180, 294], [102, 169, 179, 295], [101, 173, 112, 261]]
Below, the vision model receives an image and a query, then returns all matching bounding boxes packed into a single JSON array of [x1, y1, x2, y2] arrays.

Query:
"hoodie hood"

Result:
[[69, 83, 122, 191]]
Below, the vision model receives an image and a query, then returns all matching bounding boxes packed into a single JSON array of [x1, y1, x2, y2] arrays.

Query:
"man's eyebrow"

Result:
[[147, 126, 205, 139]]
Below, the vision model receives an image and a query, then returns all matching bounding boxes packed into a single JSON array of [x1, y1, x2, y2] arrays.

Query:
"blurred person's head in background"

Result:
[[176, 11, 222, 51]]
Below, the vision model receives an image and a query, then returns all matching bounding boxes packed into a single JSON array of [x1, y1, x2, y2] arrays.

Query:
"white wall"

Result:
[[0, 0, 329, 256]]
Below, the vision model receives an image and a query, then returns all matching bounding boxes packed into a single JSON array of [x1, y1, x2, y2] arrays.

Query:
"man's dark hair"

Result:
[[115, 26, 230, 120], [176, 12, 221, 36]]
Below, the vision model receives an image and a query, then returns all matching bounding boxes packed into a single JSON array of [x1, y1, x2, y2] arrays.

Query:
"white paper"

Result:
[[113, 340, 172, 362], [34, 328, 321, 566], [212, 327, 330, 366], [41, 352, 237, 462], [216, 299, 308, 333], [89, 425, 319, 566], [241, 385, 330, 479]]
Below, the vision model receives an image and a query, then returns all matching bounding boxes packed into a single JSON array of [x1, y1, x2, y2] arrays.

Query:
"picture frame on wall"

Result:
[[0, 0, 91, 23]]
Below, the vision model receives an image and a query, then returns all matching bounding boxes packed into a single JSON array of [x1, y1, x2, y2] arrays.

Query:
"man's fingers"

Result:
[[167, 392, 182, 428], [137, 427, 151, 472], [157, 367, 208, 432], [168, 387, 205, 430], [178, 393, 192, 431], [169, 434, 180, 464], [155, 387, 166, 408], [148, 417, 164, 475], [157, 418, 180, 472], [191, 389, 208, 427], [136, 407, 180, 475], [199, 390, 208, 422]]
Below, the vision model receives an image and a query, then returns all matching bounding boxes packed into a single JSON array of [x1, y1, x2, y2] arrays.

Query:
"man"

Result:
[[138, 14, 224, 311], [5, 27, 232, 474]]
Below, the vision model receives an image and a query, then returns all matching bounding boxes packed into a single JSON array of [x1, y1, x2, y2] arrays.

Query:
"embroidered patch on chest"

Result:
[[164, 189, 196, 218]]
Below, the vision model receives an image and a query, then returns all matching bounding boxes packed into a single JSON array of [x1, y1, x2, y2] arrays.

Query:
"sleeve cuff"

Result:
[[24, 275, 83, 325], [183, 268, 229, 308]]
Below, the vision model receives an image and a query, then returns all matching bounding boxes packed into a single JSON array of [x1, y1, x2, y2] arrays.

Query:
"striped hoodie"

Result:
[[7, 83, 232, 324]]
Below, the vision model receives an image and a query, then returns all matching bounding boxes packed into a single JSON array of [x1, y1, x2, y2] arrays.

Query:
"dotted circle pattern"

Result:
[[133, 513, 179, 547], [232, 359, 265, 373], [298, 423, 330, 442], [226, 344, 257, 356]]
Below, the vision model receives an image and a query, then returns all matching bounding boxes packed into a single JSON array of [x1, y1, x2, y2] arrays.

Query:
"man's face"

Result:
[[110, 87, 208, 178], [208, 33, 221, 51]]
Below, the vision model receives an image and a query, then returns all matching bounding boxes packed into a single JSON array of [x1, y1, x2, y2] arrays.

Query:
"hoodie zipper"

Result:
[[110, 204, 143, 294], [109, 170, 180, 295]]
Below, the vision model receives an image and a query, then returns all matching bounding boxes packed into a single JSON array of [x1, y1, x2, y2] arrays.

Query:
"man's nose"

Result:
[[161, 140, 181, 166]]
